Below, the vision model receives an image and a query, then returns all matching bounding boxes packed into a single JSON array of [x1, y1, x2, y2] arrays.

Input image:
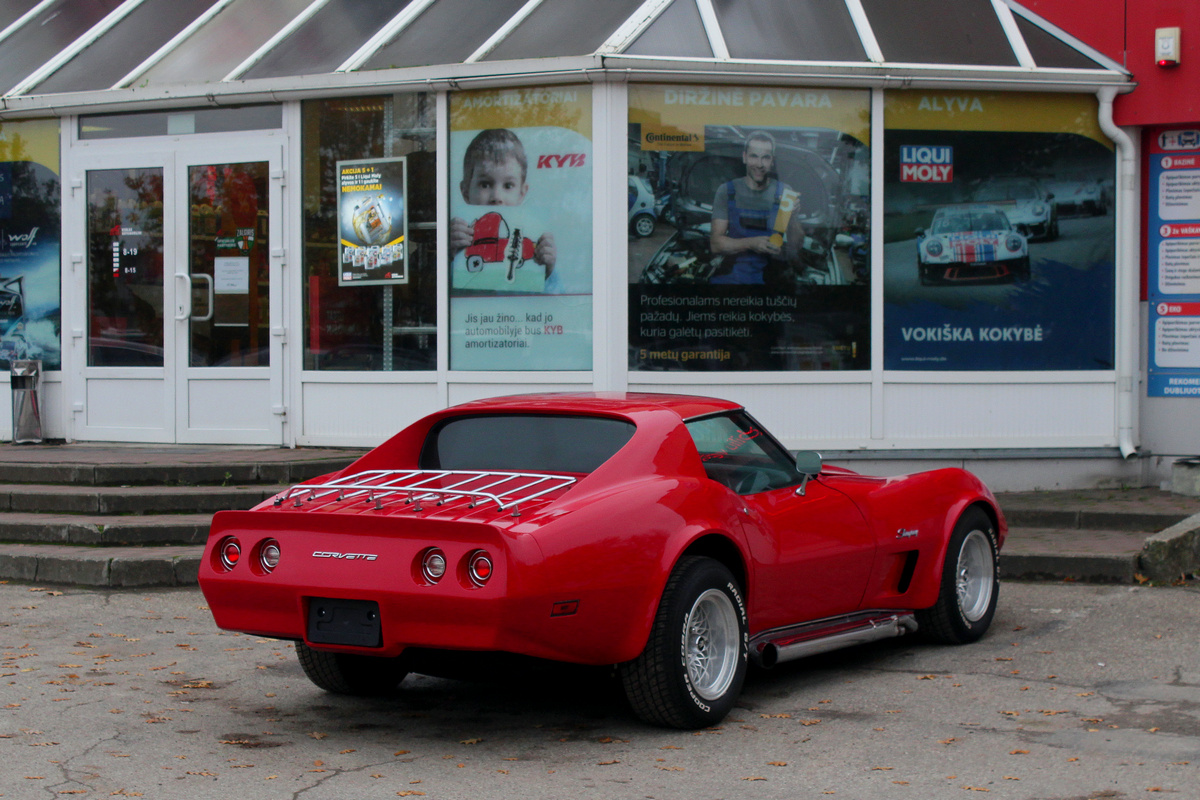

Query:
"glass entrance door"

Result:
[[77, 141, 284, 444]]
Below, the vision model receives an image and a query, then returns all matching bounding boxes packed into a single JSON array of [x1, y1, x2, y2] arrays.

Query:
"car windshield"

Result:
[[420, 414, 636, 474], [974, 181, 1038, 202], [686, 412, 804, 495], [932, 210, 1009, 234]]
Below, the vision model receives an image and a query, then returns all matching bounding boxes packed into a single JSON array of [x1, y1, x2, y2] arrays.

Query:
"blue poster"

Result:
[[883, 92, 1115, 371], [1146, 129, 1200, 397]]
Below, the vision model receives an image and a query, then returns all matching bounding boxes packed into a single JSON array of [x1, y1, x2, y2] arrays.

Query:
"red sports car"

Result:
[[199, 393, 1005, 729]]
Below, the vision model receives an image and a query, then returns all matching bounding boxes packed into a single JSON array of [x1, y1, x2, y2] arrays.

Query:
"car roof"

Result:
[[444, 392, 743, 421]]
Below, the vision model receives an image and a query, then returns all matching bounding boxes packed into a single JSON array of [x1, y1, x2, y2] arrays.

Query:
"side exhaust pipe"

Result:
[[753, 613, 919, 669]]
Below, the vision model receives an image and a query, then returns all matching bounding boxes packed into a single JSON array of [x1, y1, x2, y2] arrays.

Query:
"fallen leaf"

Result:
[[767, 761, 787, 767], [598, 760, 619, 766], [759, 713, 791, 719], [1010, 749, 1029, 755], [940, 738, 958, 745], [309, 732, 327, 740], [396, 793, 426, 797], [962, 786, 990, 792], [460, 738, 482, 745], [871, 766, 894, 771], [742, 776, 766, 781]]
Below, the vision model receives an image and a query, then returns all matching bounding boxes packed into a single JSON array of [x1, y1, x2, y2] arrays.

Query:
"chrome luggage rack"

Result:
[[274, 469, 578, 517]]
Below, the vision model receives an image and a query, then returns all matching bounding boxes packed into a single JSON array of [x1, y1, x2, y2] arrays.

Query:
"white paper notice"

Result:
[[1158, 169, 1200, 220], [214, 257, 250, 294], [1157, 238, 1200, 294], [1155, 315, 1200, 368]]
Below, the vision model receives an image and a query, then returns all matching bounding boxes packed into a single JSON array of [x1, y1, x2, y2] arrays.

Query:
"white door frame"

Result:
[[64, 131, 287, 444]]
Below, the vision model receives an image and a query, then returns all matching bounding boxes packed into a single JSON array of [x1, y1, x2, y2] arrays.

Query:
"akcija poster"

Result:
[[336, 157, 407, 286]]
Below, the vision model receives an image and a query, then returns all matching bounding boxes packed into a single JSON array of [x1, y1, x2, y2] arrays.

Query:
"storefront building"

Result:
[[0, 0, 1155, 489]]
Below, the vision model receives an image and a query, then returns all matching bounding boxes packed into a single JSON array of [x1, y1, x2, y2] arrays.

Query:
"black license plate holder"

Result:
[[306, 598, 382, 648]]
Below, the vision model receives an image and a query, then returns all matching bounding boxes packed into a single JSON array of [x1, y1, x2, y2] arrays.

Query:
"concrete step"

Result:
[[1000, 526, 1148, 583], [0, 452, 357, 486], [0, 512, 214, 546], [0, 483, 282, 515], [1002, 507, 1188, 533], [0, 542, 200, 587]]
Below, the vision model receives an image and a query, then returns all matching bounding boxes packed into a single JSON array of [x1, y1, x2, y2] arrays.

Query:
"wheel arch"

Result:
[[678, 531, 749, 599]]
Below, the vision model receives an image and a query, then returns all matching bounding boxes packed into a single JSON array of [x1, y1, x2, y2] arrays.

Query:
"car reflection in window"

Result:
[[685, 412, 805, 495]]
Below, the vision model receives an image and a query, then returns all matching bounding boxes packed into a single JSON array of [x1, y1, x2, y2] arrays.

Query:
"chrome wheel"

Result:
[[685, 588, 740, 701], [955, 529, 995, 623]]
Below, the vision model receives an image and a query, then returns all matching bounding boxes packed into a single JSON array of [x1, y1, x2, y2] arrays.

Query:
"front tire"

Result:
[[620, 556, 748, 729], [295, 642, 408, 696], [917, 507, 999, 644]]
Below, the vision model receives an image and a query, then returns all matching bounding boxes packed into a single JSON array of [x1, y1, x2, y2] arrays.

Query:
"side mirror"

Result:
[[794, 451, 823, 496]]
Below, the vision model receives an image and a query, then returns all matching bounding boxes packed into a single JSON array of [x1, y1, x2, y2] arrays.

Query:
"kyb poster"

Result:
[[337, 157, 407, 286], [449, 86, 593, 371]]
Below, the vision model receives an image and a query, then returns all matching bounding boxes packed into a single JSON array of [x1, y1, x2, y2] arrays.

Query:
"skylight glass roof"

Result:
[[0, 0, 1128, 106]]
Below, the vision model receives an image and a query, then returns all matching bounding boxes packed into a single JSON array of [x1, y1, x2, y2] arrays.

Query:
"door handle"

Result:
[[192, 274, 214, 322], [173, 273, 191, 320]]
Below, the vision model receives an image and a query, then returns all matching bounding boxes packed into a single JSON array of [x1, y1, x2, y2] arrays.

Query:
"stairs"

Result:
[[0, 447, 361, 588], [997, 489, 1200, 583]]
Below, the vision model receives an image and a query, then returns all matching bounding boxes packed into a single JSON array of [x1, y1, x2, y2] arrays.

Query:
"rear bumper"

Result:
[[197, 510, 657, 665]]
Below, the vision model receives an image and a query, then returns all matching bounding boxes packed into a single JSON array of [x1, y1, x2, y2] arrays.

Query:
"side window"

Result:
[[685, 413, 803, 494]]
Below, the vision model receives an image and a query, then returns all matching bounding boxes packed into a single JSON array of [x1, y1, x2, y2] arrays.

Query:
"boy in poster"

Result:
[[450, 129, 557, 292]]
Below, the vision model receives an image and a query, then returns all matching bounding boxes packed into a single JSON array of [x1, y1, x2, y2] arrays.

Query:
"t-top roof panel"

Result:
[[240, 0, 415, 80], [482, 0, 647, 61], [712, 0, 867, 62], [0, 0, 124, 95], [362, 0, 528, 70], [861, 0, 1020, 66], [625, 0, 713, 59], [136, 0, 315, 87], [32, 0, 221, 95]]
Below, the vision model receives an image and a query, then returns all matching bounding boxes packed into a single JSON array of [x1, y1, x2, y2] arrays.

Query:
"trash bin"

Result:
[[10, 359, 42, 444]]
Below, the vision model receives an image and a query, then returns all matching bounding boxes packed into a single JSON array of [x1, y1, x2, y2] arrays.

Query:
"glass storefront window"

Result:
[[302, 94, 436, 371], [0, 118, 62, 371], [627, 84, 871, 371], [882, 91, 1115, 371], [447, 86, 594, 371]]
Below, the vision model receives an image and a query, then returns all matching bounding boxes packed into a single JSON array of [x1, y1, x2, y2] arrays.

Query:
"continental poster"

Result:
[[628, 84, 871, 372], [449, 86, 592, 371], [337, 156, 407, 286], [884, 91, 1115, 370], [0, 118, 60, 371]]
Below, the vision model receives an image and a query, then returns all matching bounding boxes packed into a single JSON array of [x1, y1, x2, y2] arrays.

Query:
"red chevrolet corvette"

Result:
[[199, 393, 1005, 729]]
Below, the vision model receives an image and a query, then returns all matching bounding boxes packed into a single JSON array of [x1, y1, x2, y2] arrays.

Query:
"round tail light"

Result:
[[468, 551, 494, 587], [259, 539, 281, 572], [219, 537, 241, 571], [421, 549, 447, 583]]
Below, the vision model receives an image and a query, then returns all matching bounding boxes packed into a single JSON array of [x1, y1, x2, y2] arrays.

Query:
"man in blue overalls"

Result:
[[709, 131, 796, 285]]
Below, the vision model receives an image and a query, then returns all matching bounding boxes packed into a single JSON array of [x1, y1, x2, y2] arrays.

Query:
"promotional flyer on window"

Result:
[[448, 86, 593, 371], [883, 91, 1115, 371], [627, 84, 871, 372], [336, 156, 408, 286], [0, 118, 60, 371]]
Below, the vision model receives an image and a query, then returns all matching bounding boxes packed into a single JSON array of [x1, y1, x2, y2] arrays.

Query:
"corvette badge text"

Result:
[[312, 552, 378, 561]]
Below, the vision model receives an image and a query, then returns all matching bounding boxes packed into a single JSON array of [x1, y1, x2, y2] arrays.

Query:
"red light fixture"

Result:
[[219, 537, 242, 570], [1156, 27, 1181, 67], [467, 550, 494, 586]]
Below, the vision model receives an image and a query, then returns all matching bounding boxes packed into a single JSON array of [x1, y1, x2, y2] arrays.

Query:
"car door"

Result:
[[685, 412, 875, 631]]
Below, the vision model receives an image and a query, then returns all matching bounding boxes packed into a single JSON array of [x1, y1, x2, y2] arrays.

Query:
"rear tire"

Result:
[[295, 642, 408, 696], [917, 507, 999, 644], [620, 556, 747, 729]]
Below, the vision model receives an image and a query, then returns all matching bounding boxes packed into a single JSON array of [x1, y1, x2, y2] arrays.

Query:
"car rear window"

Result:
[[421, 414, 636, 474]]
